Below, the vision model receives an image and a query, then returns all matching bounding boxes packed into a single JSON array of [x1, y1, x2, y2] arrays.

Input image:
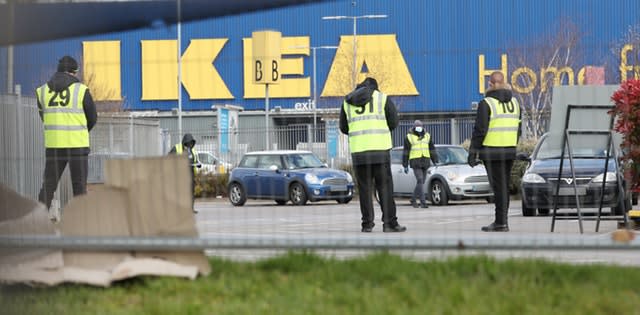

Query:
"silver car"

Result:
[[197, 151, 233, 174], [389, 145, 494, 205]]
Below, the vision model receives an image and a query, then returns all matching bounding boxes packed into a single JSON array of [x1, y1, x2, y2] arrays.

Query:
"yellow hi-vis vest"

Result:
[[482, 96, 521, 147], [36, 82, 89, 148], [175, 144, 199, 175], [343, 90, 392, 153], [407, 133, 431, 160]]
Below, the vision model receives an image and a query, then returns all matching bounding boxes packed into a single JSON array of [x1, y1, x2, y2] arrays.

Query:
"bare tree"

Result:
[[611, 24, 640, 82], [508, 21, 582, 141], [82, 71, 125, 112]]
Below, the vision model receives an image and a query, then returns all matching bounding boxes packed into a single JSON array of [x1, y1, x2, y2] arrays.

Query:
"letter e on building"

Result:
[[252, 30, 282, 84]]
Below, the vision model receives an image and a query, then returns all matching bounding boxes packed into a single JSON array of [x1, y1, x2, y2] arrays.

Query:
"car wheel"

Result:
[[430, 180, 449, 206], [537, 208, 550, 216], [228, 182, 246, 206], [289, 182, 308, 205], [521, 199, 536, 216], [337, 197, 352, 204], [275, 199, 287, 205]]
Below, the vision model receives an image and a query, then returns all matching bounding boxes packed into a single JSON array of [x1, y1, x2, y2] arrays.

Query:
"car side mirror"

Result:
[[269, 165, 280, 172], [516, 152, 531, 162]]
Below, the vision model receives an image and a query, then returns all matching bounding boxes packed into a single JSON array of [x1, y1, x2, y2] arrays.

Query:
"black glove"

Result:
[[467, 150, 479, 167]]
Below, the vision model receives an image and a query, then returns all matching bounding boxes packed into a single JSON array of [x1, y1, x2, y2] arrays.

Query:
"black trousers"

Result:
[[482, 159, 514, 225], [354, 162, 398, 228], [38, 148, 89, 209], [412, 167, 428, 205]]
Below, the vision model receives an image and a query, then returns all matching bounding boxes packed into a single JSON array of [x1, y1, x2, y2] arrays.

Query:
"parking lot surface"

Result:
[[195, 198, 639, 266]]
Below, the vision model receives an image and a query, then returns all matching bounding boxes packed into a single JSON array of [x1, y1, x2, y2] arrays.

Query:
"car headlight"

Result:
[[592, 172, 617, 183], [305, 173, 321, 184], [446, 171, 458, 181], [345, 172, 353, 183], [522, 173, 546, 183]]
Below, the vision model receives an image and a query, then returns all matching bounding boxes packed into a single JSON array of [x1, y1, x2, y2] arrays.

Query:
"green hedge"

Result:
[[194, 173, 229, 198], [461, 138, 538, 195], [511, 138, 537, 194]]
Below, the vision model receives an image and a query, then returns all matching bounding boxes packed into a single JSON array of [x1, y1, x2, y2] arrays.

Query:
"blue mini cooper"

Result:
[[228, 150, 354, 206]]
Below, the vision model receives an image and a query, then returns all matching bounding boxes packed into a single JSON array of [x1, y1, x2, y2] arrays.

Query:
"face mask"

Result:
[[415, 127, 423, 133]]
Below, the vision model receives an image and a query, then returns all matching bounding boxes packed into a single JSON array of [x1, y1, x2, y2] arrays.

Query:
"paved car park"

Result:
[[194, 198, 639, 266]]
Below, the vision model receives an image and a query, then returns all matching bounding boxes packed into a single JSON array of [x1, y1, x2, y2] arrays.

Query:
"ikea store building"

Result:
[[2, 0, 640, 148]]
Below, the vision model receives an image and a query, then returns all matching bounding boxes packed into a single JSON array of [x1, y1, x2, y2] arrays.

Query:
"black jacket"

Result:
[[37, 72, 97, 132], [469, 88, 522, 161], [339, 80, 399, 166], [169, 133, 199, 165], [402, 127, 438, 169]]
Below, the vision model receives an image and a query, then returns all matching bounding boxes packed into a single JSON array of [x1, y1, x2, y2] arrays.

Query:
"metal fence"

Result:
[[0, 95, 164, 207], [0, 92, 476, 212], [3, 94, 638, 265]]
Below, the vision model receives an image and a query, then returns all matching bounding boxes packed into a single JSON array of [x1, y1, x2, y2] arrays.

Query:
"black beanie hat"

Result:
[[57, 56, 78, 73]]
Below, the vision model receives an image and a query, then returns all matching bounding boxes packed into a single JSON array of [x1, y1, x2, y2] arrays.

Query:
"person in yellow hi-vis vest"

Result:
[[339, 77, 406, 233], [469, 71, 522, 232], [168, 133, 201, 213], [36, 56, 98, 222], [402, 120, 438, 208]]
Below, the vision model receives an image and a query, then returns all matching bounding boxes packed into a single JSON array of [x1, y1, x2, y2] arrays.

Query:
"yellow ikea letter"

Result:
[[82, 41, 122, 101], [141, 40, 178, 100], [243, 36, 310, 98], [322, 35, 418, 97], [478, 54, 508, 94], [181, 39, 233, 99]]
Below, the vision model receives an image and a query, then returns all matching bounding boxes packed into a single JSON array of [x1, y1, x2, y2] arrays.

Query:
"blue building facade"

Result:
[[2, 0, 639, 114]]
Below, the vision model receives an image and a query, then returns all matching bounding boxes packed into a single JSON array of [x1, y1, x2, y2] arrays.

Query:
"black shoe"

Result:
[[361, 223, 374, 233], [383, 225, 407, 233], [481, 222, 509, 232], [412, 203, 420, 208], [420, 204, 429, 208]]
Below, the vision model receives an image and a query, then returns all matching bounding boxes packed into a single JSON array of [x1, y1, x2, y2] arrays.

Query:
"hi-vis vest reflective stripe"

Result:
[[483, 97, 520, 147], [175, 144, 199, 174], [343, 90, 392, 153], [407, 133, 431, 159], [37, 82, 89, 148]]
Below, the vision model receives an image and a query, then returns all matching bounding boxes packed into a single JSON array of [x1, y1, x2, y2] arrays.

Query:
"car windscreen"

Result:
[[534, 136, 609, 159], [285, 153, 325, 169], [198, 153, 214, 164], [239, 155, 259, 168], [437, 147, 468, 165]]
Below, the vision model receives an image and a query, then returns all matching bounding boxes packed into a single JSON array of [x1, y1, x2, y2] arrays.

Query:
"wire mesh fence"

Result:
[[2, 0, 640, 292], [1, 93, 639, 267]]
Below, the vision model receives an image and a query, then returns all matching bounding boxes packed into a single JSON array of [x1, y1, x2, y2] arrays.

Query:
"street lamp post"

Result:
[[292, 45, 339, 146], [322, 14, 387, 88]]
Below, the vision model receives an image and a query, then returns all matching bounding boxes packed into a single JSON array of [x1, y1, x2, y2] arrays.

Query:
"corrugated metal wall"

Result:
[[4, 0, 640, 113]]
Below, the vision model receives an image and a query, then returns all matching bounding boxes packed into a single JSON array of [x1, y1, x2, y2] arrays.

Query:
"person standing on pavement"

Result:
[[402, 120, 438, 208], [339, 77, 406, 233], [468, 71, 521, 232], [169, 133, 201, 212], [36, 56, 98, 222]]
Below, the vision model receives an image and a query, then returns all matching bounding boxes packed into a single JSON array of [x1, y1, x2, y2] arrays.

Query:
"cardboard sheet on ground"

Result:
[[0, 155, 210, 287]]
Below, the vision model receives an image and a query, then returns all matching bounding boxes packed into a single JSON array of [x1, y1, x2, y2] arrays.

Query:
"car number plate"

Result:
[[472, 185, 489, 192], [330, 185, 347, 192], [558, 187, 586, 196]]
